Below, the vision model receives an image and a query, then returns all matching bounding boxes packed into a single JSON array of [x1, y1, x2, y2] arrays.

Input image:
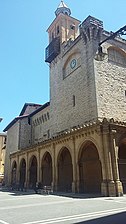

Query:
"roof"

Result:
[[29, 102, 50, 118], [19, 103, 42, 116], [0, 132, 7, 136], [3, 114, 29, 132], [55, 0, 71, 16], [3, 102, 50, 132], [58, 0, 68, 9]]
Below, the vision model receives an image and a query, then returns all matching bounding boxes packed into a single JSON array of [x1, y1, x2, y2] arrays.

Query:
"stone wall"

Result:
[[4, 122, 19, 185], [50, 37, 98, 136], [19, 117, 31, 149], [94, 39, 126, 121], [31, 106, 50, 144], [0, 134, 6, 182]]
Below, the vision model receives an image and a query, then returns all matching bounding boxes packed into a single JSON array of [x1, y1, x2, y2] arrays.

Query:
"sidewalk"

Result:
[[0, 185, 102, 198]]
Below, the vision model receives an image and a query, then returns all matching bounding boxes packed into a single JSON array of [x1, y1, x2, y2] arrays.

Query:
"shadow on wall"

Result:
[[74, 212, 126, 224]]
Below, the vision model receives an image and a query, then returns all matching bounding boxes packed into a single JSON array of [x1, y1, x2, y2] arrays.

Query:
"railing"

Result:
[[45, 37, 60, 63]]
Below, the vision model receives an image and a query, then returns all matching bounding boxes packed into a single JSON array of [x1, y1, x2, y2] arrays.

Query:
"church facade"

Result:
[[4, 1, 126, 196]]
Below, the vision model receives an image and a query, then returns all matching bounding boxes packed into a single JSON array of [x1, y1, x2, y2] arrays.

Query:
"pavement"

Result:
[[0, 185, 102, 198], [0, 187, 126, 224]]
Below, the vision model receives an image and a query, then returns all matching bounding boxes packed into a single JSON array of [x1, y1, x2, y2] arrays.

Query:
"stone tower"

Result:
[[45, 2, 104, 136], [45, 2, 126, 136]]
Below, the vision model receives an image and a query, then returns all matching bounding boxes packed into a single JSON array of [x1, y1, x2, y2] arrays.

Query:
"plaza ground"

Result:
[[0, 188, 126, 224]]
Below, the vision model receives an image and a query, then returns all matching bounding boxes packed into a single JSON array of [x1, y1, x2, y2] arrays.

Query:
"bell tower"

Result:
[[45, 1, 81, 136], [45, 1, 80, 63]]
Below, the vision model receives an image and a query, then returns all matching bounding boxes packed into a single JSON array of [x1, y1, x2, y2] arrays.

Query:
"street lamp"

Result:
[[96, 25, 126, 60]]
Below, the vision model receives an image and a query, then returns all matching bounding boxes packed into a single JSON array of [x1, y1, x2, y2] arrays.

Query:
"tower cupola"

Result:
[[55, 0, 71, 16]]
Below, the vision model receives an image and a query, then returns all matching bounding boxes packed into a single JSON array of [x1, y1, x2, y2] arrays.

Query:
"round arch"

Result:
[[77, 137, 102, 162], [63, 50, 81, 69], [41, 152, 52, 186], [11, 160, 17, 187], [78, 141, 102, 193], [19, 158, 26, 190], [57, 147, 73, 192], [108, 46, 126, 67], [108, 46, 126, 57], [29, 155, 37, 189], [118, 139, 126, 193]]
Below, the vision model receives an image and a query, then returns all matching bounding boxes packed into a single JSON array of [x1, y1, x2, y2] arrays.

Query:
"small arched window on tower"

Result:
[[108, 47, 126, 67], [70, 24, 75, 30], [57, 25, 60, 35], [52, 32, 54, 40]]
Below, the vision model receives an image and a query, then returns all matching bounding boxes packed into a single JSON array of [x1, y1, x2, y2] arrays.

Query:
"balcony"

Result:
[[45, 37, 60, 63]]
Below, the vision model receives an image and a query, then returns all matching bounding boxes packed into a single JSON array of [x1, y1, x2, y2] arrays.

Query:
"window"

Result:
[[108, 47, 126, 67], [4, 137, 6, 144], [57, 26, 59, 35], [39, 117, 42, 124], [47, 130, 50, 139], [44, 114, 47, 121], [52, 32, 54, 40], [42, 115, 44, 123], [47, 112, 50, 120], [37, 118, 39, 125], [70, 24, 75, 30], [73, 95, 76, 107]]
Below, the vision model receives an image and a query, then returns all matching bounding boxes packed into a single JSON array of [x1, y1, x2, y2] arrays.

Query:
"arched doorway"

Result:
[[79, 142, 102, 193], [57, 148, 73, 192], [118, 142, 126, 193], [11, 161, 17, 188], [19, 158, 26, 190], [41, 152, 52, 186], [29, 156, 37, 189]]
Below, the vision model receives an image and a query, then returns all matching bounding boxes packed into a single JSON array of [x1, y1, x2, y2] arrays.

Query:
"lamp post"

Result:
[[98, 25, 126, 56]]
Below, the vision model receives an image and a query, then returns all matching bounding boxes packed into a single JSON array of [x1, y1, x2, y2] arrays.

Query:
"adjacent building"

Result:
[[0, 119, 6, 183], [4, 1, 126, 196]]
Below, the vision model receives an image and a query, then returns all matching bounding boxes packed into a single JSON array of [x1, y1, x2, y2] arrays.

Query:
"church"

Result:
[[4, 1, 126, 196]]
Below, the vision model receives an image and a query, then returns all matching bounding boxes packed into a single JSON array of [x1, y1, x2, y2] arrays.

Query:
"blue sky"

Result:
[[0, 0, 126, 132]]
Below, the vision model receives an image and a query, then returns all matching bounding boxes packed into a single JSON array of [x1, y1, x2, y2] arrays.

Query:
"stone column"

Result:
[[110, 129, 123, 196], [72, 136, 77, 193], [76, 162, 80, 193], [8, 158, 11, 186], [52, 143, 55, 191], [55, 164, 58, 192], [52, 143, 58, 192], [25, 152, 29, 188], [16, 155, 20, 186], [101, 121, 116, 196], [37, 148, 40, 183]]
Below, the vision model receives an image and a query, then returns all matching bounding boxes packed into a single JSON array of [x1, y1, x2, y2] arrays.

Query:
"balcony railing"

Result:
[[45, 37, 60, 63]]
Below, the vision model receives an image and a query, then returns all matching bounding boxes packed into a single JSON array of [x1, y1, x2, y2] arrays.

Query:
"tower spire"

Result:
[[55, 0, 71, 17]]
